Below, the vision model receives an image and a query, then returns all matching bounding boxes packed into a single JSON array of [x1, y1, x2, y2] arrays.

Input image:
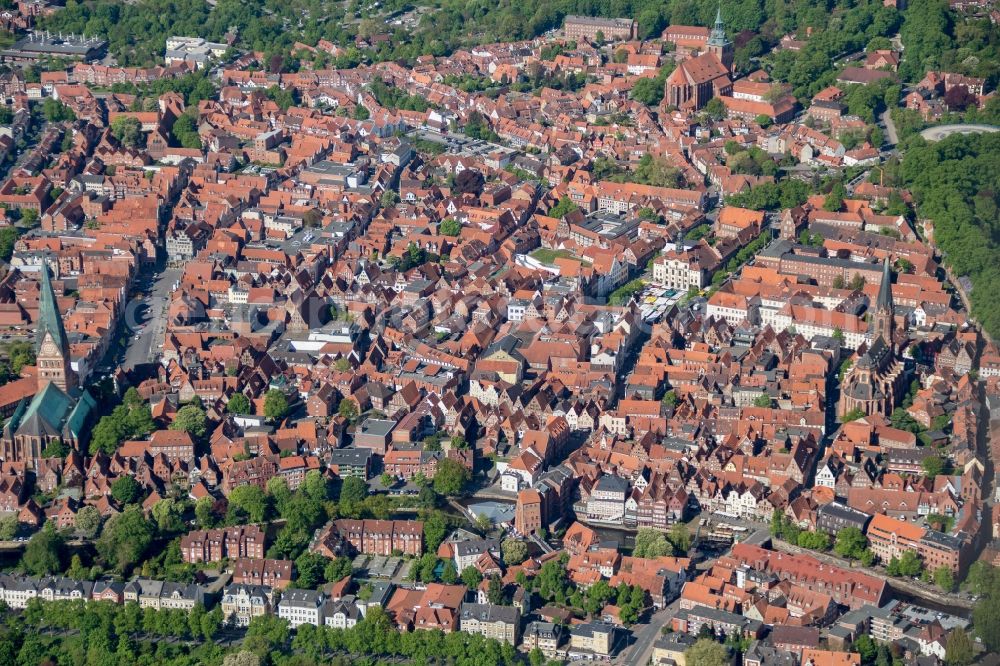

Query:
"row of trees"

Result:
[[2, 597, 518, 666]]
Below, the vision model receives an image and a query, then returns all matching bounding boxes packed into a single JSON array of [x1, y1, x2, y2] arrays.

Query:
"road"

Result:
[[919, 123, 999, 142], [880, 109, 899, 146], [122, 267, 181, 369], [615, 601, 679, 666]]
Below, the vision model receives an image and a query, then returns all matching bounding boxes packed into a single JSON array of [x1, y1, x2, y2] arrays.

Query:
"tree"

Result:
[[22, 524, 64, 575], [111, 475, 143, 504], [963, 561, 998, 596], [201, 606, 223, 641], [486, 575, 505, 605], [244, 614, 290, 654], [547, 196, 579, 219], [752, 394, 772, 408], [194, 496, 218, 529], [89, 398, 156, 455], [796, 531, 830, 551], [338, 399, 358, 423], [170, 403, 207, 438], [228, 484, 269, 523], [339, 476, 368, 504], [0, 226, 19, 261], [684, 638, 729, 666], [945, 629, 974, 666], [171, 111, 201, 148], [295, 551, 329, 589], [380, 472, 394, 488], [0, 514, 17, 540], [110, 115, 144, 148], [634, 527, 671, 558], [461, 565, 483, 589], [834, 527, 868, 560], [42, 98, 74, 122], [41, 438, 69, 458], [853, 635, 878, 663], [887, 550, 923, 577], [263, 389, 289, 421], [823, 187, 844, 212], [324, 556, 352, 582], [223, 650, 262, 666], [151, 498, 185, 533], [423, 511, 448, 552], [454, 169, 484, 195], [474, 511, 492, 535], [631, 65, 671, 106], [944, 85, 976, 111], [7, 340, 35, 374], [227, 393, 251, 414], [379, 189, 399, 208], [96, 505, 154, 573], [669, 523, 691, 554], [501, 539, 528, 565], [440, 559, 458, 584], [841, 408, 866, 423], [439, 218, 461, 236], [703, 97, 725, 120], [934, 565, 955, 592], [74, 505, 103, 538], [922, 455, 946, 478], [661, 390, 678, 408], [433, 458, 470, 496]]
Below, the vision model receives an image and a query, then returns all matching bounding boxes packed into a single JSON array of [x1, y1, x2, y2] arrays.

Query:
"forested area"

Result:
[[897, 132, 1000, 339]]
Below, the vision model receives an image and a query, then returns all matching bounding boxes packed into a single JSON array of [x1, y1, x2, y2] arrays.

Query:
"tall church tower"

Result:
[[35, 261, 73, 393], [872, 257, 895, 348], [705, 5, 734, 72]]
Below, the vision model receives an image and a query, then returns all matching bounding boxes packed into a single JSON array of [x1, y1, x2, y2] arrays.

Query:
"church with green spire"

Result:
[[0, 262, 96, 469], [705, 5, 734, 71]]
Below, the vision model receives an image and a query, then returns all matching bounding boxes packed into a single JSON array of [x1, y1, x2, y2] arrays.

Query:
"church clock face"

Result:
[[38, 332, 62, 359]]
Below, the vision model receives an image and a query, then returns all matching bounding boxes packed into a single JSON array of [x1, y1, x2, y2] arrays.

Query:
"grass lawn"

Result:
[[530, 248, 588, 265]]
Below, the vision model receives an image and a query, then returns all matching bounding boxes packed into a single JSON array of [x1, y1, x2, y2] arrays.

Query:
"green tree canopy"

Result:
[[227, 393, 251, 414], [111, 475, 143, 504], [684, 638, 729, 666], [169, 403, 207, 438], [21, 524, 65, 576], [227, 484, 270, 523], [96, 505, 155, 573], [432, 458, 470, 496], [263, 389, 289, 421]]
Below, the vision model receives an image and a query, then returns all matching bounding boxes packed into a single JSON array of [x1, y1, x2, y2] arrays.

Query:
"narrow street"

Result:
[[614, 600, 679, 666], [880, 108, 899, 146]]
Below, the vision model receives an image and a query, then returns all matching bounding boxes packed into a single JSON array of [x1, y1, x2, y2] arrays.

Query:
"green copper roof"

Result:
[[4, 397, 28, 436], [707, 4, 730, 47], [17, 381, 72, 438], [35, 261, 69, 356], [65, 389, 97, 438]]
